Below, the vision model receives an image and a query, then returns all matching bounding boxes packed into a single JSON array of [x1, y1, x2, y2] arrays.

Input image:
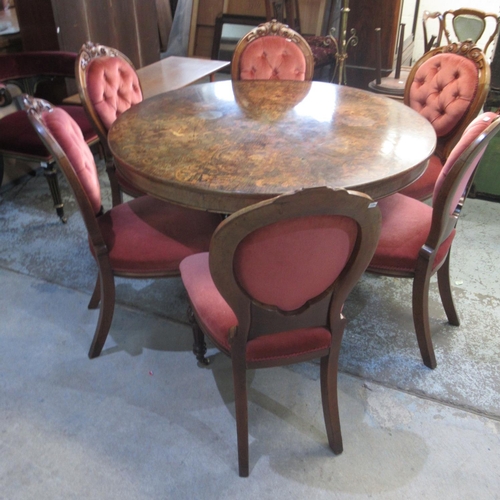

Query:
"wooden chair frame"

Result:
[[422, 11, 444, 53], [442, 8, 500, 56], [25, 96, 219, 359], [186, 187, 381, 476], [76, 41, 144, 206], [369, 114, 500, 369], [404, 41, 491, 164], [231, 19, 314, 81]]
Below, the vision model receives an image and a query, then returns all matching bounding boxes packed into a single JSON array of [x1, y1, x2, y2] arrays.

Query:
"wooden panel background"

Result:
[[15, 0, 160, 68], [14, 0, 59, 51]]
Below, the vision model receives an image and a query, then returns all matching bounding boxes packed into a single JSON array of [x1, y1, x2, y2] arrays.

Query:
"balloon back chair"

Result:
[[423, 9, 500, 56], [442, 8, 500, 57], [0, 51, 99, 222], [400, 41, 490, 201], [180, 187, 381, 476], [25, 96, 222, 359], [76, 41, 144, 206], [231, 19, 314, 81], [368, 112, 500, 369]]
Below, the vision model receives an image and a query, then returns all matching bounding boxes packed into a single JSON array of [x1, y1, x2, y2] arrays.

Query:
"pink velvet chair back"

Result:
[[234, 215, 356, 312], [404, 41, 490, 161], [433, 112, 500, 216], [408, 52, 478, 137], [231, 20, 314, 81], [208, 187, 381, 343], [76, 42, 143, 140], [25, 96, 102, 219]]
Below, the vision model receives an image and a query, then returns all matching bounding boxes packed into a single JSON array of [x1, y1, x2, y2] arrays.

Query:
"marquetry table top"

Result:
[[109, 80, 436, 213]]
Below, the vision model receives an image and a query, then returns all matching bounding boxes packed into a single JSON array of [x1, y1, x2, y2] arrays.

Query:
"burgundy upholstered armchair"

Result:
[[399, 41, 490, 201], [25, 96, 222, 359], [76, 41, 145, 207], [231, 19, 314, 81], [180, 187, 381, 476], [368, 112, 500, 369], [0, 51, 99, 222]]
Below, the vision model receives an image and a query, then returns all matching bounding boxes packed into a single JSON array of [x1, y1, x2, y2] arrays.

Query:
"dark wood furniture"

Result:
[[108, 80, 436, 214], [14, 0, 160, 68], [346, 0, 420, 89], [180, 186, 382, 476]]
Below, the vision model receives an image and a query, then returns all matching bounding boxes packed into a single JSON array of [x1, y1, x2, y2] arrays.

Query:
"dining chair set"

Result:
[[12, 18, 500, 476]]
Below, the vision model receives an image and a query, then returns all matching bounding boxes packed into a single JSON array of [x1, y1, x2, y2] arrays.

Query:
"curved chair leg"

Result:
[[42, 162, 67, 223], [0, 155, 4, 189], [437, 252, 460, 326], [232, 360, 249, 477], [105, 159, 124, 207], [320, 321, 344, 455], [88, 274, 101, 309], [88, 266, 115, 359], [188, 306, 209, 365], [412, 266, 437, 369]]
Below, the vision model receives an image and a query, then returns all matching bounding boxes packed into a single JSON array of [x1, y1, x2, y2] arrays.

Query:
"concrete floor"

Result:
[[1, 170, 500, 498]]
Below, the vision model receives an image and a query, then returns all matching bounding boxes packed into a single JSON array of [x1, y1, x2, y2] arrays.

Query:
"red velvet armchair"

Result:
[[368, 112, 500, 369], [25, 96, 222, 359], [180, 187, 381, 476], [399, 41, 490, 201], [0, 51, 99, 222]]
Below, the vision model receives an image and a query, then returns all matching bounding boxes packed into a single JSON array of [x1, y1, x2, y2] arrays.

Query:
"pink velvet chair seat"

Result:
[[98, 198, 220, 275], [180, 252, 332, 364], [0, 105, 97, 157], [368, 193, 455, 274], [239, 36, 307, 80]]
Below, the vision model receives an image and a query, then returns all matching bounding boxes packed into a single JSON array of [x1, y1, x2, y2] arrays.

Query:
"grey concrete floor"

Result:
[[1, 267, 499, 499], [1, 171, 500, 497]]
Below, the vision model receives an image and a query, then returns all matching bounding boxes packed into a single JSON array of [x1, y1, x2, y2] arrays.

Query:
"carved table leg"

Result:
[[187, 305, 210, 366], [43, 162, 66, 223]]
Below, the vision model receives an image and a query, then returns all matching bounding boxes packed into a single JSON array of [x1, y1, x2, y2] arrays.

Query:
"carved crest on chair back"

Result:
[[78, 41, 121, 70], [443, 41, 487, 70], [22, 95, 53, 117], [244, 19, 303, 46]]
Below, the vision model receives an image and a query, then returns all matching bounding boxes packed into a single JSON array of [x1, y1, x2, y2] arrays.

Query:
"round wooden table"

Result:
[[108, 80, 436, 213]]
